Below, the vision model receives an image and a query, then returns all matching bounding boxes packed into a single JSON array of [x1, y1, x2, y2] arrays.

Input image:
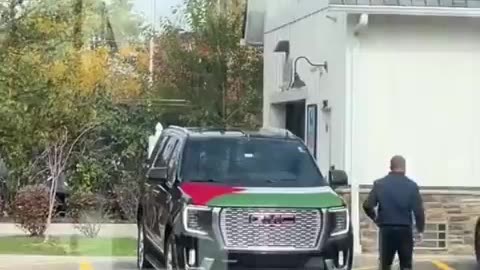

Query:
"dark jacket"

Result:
[[363, 172, 425, 233]]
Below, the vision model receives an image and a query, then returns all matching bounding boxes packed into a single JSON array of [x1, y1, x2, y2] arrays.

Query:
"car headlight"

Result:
[[182, 205, 213, 236], [329, 207, 349, 236]]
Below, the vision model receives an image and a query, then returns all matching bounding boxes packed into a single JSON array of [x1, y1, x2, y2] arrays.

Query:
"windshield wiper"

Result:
[[265, 178, 297, 183], [189, 179, 222, 183]]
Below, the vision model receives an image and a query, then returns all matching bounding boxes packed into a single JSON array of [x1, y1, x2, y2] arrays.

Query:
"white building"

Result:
[[246, 0, 480, 254]]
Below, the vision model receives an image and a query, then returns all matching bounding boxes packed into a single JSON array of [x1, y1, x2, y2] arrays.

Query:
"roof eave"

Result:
[[329, 4, 480, 17]]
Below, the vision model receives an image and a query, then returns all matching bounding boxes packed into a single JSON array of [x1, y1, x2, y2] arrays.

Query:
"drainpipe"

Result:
[[349, 13, 368, 255]]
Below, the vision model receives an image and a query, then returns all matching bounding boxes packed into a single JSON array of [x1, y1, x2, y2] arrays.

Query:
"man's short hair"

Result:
[[390, 155, 406, 171]]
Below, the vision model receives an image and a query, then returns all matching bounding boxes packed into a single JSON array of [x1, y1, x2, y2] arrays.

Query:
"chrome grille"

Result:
[[219, 208, 322, 250]]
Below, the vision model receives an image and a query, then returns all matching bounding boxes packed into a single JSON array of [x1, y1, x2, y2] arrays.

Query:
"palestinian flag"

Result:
[[180, 182, 345, 208]]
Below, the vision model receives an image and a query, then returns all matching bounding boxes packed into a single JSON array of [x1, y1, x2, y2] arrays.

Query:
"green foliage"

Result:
[[13, 184, 50, 236], [0, 0, 152, 209], [156, 0, 263, 128], [71, 156, 110, 194], [0, 0, 263, 225], [68, 191, 108, 237]]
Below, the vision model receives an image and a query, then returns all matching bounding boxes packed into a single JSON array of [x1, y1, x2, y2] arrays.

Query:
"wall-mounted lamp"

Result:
[[273, 40, 290, 55], [322, 99, 331, 113], [290, 56, 328, 89]]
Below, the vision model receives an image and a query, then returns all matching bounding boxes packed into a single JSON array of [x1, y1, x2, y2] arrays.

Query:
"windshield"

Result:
[[181, 137, 326, 187]]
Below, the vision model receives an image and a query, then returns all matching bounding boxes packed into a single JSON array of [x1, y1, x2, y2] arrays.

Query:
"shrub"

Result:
[[13, 184, 50, 236], [68, 191, 108, 238], [113, 179, 140, 222]]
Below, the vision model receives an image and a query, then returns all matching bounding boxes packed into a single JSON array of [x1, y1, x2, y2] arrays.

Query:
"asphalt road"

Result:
[[441, 259, 480, 270], [0, 255, 476, 270]]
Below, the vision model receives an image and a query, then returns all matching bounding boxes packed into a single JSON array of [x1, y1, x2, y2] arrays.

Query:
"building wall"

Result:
[[344, 15, 480, 253], [348, 14, 480, 187], [339, 188, 480, 254], [262, 2, 480, 254], [263, 0, 349, 174]]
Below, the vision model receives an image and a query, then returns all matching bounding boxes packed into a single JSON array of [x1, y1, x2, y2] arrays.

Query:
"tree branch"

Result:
[[60, 124, 96, 173]]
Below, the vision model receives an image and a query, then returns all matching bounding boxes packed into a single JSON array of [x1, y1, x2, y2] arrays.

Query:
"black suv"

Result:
[[137, 126, 353, 270]]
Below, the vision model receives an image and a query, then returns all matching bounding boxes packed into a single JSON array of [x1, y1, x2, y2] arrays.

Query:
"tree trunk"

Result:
[[44, 187, 55, 242], [44, 172, 58, 242], [73, 0, 83, 50]]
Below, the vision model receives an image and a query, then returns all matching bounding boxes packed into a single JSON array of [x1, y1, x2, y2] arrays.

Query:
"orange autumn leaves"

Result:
[[46, 45, 149, 102]]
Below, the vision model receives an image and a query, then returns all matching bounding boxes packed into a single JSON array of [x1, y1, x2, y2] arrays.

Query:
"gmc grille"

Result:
[[219, 208, 322, 250]]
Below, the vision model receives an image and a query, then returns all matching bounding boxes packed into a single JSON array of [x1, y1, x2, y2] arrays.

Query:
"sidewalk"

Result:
[[354, 253, 477, 270], [0, 223, 137, 238]]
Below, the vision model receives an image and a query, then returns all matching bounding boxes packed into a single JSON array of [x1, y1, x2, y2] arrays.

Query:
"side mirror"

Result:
[[147, 167, 167, 182], [330, 169, 348, 188]]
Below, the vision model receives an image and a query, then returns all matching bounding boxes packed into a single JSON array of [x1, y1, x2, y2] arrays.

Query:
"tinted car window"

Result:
[[154, 136, 175, 168], [167, 139, 181, 183], [181, 137, 326, 187], [151, 135, 169, 167]]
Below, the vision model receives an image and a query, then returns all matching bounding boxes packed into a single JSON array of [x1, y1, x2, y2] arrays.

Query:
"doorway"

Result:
[[285, 100, 306, 140]]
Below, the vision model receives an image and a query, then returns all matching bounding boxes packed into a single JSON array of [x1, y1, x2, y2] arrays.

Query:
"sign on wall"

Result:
[[306, 104, 318, 159]]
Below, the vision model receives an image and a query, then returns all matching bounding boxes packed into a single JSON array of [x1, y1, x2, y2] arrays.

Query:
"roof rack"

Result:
[[167, 126, 246, 135], [198, 127, 245, 134], [168, 125, 190, 133], [260, 127, 296, 138]]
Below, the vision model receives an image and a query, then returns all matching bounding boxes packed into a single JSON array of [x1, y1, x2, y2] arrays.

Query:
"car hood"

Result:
[[180, 182, 345, 208]]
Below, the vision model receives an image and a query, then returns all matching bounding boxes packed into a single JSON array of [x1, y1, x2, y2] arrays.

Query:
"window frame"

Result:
[[150, 134, 170, 168]]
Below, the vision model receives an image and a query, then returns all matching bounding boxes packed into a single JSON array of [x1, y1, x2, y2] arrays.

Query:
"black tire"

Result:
[[475, 219, 480, 264], [345, 246, 354, 270], [137, 222, 153, 269], [346, 231, 354, 270], [325, 232, 353, 270], [165, 232, 185, 270]]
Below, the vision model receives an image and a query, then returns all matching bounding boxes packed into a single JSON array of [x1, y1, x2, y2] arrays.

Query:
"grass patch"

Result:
[[0, 235, 136, 256]]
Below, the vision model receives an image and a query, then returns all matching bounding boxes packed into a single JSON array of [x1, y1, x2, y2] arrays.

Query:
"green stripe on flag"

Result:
[[207, 192, 344, 208]]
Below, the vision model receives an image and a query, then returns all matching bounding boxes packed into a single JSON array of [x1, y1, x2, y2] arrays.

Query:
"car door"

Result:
[[144, 135, 170, 244], [151, 135, 178, 252], [158, 137, 184, 246]]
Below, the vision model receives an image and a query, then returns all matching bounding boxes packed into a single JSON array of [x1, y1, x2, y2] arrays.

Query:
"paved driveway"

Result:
[[0, 255, 476, 270], [435, 259, 479, 270]]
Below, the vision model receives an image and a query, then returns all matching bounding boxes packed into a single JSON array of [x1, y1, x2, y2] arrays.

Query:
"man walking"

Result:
[[363, 155, 425, 270]]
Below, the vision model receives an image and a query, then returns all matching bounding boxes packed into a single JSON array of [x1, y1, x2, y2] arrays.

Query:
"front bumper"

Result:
[[173, 206, 353, 270], [173, 222, 353, 270]]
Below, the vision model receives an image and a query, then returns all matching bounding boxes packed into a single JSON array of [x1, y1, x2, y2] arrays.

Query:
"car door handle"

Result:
[[157, 185, 167, 193], [153, 186, 172, 202]]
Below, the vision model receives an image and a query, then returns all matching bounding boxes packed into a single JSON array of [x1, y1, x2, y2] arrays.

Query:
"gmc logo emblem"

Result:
[[248, 213, 296, 225]]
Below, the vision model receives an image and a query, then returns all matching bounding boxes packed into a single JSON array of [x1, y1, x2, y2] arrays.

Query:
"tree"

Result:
[[155, 0, 263, 128], [0, 0, 151, 230]]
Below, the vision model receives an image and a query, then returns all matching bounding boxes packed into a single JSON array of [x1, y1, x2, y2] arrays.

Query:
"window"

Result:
[[167, 139, 181, 183], [151, 135, 169, 167], [153, 136, 176, 168], [181, 137, 326, 187], [414, 223, 448, 250]]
